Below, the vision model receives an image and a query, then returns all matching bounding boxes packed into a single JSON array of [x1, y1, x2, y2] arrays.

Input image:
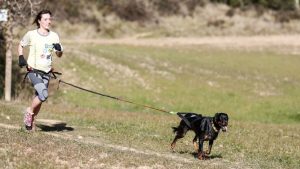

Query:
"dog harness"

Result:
[[177, 112, 202, 128], [211, 119, 219, 133]]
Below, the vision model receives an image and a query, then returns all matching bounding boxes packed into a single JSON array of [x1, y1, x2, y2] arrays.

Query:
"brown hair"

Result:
[[32, 9, 52, 28]]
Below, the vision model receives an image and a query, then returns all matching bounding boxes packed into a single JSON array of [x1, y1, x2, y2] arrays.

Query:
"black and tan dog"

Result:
[[171, 112, 229, 160]]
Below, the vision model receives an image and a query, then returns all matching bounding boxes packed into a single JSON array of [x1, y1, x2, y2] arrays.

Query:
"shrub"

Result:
[[111, 0, 153, 21]]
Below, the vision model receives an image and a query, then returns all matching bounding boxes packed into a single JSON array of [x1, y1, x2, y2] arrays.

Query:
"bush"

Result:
[[152, 0, 206, 16], [42, 0, 299, 25], [111, 0, 153, 21], [211, 0, 297, 10]]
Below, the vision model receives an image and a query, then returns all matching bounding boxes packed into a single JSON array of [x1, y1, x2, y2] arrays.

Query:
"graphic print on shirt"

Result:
[[38, 43, 53, 66]]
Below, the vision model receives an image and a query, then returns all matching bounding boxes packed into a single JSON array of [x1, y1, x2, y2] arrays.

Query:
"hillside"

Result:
[[1, 1, 300, 168], [37, 1, 300, 38], [1, 36, 300, 168]]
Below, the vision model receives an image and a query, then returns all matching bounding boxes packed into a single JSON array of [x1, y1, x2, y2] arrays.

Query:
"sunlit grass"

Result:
[[57, 43, 300, 124], [2, 43, 300, 168]]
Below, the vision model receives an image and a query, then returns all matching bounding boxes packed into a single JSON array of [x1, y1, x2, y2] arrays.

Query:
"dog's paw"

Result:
[[205, 150, 211, 156], [170, 143, 176, 152], [197, 155, 204, 160], [197, 153, 206, 160]]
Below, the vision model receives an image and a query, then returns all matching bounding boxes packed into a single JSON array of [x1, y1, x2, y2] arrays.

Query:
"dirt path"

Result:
[[64, 35, 300, 49], [0, 122, 193, 163], [1, 122, 256, 168], [1, 122, 258, 168]]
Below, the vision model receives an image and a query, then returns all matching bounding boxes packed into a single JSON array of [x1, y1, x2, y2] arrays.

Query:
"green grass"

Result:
[[1, 101, 299, 168], [58, 43, 300, 124], [1, 42, 300, 168]]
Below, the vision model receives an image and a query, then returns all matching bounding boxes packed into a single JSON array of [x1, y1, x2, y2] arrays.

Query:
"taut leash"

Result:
[[57, 79, 172, 114]]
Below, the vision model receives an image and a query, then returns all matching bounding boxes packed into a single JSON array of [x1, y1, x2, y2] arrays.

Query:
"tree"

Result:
[[296, 0, 299, 10], [0, 0, 43, 101]]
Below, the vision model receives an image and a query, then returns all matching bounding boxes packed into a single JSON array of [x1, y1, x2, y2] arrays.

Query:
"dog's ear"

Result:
[[214, 113, 220, 120], [221, 112, 228, 119], [219, 112, 229, 121], [225, 113, 229, 120]]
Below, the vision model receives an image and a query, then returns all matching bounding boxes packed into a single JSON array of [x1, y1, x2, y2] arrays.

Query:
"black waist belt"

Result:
[[23, 68, 62, 82]]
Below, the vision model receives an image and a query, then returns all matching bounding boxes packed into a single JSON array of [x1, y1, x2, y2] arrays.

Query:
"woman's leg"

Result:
[[25, 96, 42, 130], [27, 96, 42, 115]]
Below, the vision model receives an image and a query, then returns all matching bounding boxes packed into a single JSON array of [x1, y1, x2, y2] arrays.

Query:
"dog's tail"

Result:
[[172, 127, 178, 133]]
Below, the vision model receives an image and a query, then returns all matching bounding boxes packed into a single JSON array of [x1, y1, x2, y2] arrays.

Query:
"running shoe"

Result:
[[24, 110, 33, 130]]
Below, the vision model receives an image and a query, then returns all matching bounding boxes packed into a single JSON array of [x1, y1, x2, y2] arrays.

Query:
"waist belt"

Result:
[[23, 67, 62, 82]]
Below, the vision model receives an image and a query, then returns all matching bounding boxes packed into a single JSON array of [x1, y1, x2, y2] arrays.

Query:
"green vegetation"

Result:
[[34, 0, 300, 38], [1, 42, 300, 168], [213, 0, 297, 10], [56, 43, 300, 124], [1, 1, 300, 167], [45, 0, 300, 23]]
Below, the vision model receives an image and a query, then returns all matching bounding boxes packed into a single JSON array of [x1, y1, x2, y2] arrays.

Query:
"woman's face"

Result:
[[38, 13, 52, 30]]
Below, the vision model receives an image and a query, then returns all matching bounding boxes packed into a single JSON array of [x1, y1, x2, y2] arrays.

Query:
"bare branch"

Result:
[[27, 0, 34, 15]]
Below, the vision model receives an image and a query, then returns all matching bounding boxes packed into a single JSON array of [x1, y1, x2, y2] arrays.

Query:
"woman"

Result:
[[18, 9, 63, 130]]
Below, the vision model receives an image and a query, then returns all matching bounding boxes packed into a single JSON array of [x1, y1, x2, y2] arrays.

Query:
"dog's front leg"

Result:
[[205, 140, 214, 156], [193, 135, 198, 151], [171, 137, 178, 151], [197, 139, 205, 160]]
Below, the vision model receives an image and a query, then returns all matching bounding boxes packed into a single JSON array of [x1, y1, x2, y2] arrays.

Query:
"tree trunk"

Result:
[[296, 0, 299, 10], [4, 11, 13, 102], [2, 1, 43, 101]]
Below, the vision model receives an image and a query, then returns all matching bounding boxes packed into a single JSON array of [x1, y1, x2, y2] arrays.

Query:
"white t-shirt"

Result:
[[20, 29, 61, 72]]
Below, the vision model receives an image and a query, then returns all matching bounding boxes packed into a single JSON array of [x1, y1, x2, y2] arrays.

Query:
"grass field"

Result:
[[1, 38, 300, 168]]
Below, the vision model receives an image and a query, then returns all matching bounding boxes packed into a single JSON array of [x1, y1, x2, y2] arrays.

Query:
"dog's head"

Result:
[[214, 112, 229, 132]]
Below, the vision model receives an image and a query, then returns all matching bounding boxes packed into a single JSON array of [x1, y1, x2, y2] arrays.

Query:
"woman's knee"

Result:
[[34, 83, 48, 102]]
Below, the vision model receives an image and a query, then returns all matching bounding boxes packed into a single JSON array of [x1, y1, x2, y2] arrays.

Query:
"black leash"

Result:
[[58, 78, 201, 128], [24, 69, 197, 127], [22, 69, 189, 120], [57, 79, 198, 128], [57, 79, 171, 114], [21, 64, 200, 128], [20, 64, 176, 115]]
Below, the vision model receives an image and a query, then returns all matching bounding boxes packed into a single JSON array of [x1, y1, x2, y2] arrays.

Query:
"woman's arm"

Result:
[[18, 43, 24, 56], [18, 42, 27, 67]]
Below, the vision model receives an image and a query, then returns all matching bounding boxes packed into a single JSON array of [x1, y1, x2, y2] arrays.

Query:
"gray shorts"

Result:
[[28, 72, 50, 102]]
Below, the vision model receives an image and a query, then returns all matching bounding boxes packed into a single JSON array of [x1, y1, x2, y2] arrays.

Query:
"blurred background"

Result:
[[1, 0, 300, 100], [9, 0, 300, 37], [0, 1, 300, 168]]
